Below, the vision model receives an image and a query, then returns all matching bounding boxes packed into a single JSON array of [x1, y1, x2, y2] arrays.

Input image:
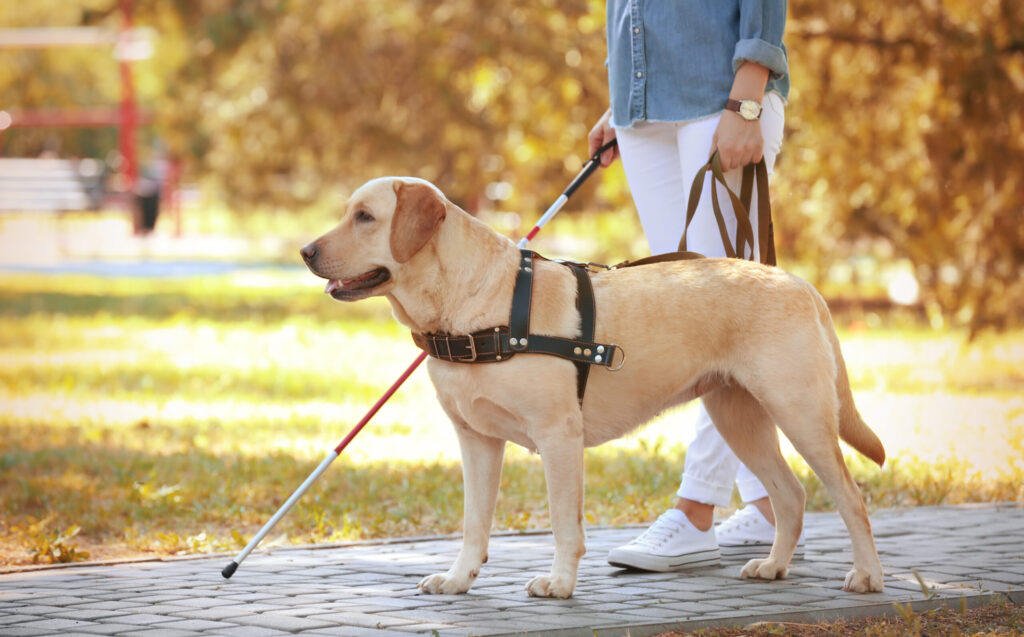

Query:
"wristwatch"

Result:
[[725, 99, 762, 121]]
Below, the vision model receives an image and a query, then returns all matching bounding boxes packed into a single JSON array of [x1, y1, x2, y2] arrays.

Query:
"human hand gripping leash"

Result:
[[221, 139, 618, 579]]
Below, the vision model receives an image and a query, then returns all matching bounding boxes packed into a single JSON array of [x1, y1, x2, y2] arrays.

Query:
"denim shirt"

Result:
[[606, 0, 790, 128]]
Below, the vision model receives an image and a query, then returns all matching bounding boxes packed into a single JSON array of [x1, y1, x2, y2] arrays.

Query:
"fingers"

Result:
[[711, 112, 765, 172], [753, 146, 764, 166], [587, 128, 602, 158], [719, 146, 759, 172], [590, 131, 617, 167], [716, 138, 763, 171], [588, 109, 619, 167], [592, 131, 617, 166], [713, 141, 754, 173], [587, 111, 609, 156], [601, 141, 619, 167]]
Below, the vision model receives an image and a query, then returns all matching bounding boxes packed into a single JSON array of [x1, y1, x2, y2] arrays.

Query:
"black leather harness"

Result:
[[411, 249, 621, 404], [412, 151, 776, 405]]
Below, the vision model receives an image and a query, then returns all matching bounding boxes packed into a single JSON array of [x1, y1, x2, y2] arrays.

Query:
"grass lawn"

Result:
[[0, 269, 1021, 566]]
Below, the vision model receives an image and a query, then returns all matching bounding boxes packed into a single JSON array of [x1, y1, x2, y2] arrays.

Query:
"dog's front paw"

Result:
[[418, 571, 474, 595], [525, 574, 575, 599], [740, 558, 788, 581], [844, 567, 884, 593]]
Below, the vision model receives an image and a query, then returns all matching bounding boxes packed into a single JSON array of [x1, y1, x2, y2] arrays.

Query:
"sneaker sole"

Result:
[[607, 547, 721, 572], [720, 542, 805, 559]]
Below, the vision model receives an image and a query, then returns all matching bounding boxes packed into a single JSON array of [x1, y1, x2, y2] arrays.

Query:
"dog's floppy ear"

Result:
[[390, 181, 447, 263]]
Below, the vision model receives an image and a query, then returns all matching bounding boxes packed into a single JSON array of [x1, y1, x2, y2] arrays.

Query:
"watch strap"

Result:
[[724, 98, 762, 120]]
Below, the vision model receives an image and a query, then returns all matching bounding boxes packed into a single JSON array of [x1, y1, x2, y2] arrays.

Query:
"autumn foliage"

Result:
[[0, 0, 1021, 332]]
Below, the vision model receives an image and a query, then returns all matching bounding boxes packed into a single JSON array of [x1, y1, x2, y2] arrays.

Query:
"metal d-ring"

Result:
[[608, 346, 626, 372]]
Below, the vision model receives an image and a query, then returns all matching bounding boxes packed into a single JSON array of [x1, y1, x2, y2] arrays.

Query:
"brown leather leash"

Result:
[[679, 150, 776, 267], [606, 151, 776, 270]]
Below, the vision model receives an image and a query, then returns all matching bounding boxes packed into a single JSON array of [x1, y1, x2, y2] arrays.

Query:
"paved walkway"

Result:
[[1, 504, 1021, 636]]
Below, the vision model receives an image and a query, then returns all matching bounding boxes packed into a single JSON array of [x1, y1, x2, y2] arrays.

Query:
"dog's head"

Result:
[[300, 177, 447, 301]]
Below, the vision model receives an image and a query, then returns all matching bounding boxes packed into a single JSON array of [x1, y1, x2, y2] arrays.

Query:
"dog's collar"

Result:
[[410, 250, 621, 404]]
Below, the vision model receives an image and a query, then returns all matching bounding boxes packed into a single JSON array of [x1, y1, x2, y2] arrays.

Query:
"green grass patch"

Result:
[[1, 272, 1021, 565]]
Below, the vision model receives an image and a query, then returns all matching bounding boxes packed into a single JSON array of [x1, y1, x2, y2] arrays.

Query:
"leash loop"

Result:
[[679, 150, 775, 266]]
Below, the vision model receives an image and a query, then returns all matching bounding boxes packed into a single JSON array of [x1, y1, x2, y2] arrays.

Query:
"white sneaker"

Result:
[[607, 509, 721, 572], [716, 504, 806, 558]]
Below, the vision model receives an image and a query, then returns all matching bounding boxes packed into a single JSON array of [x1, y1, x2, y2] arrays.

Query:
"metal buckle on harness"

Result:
[[437, 335, 452, 360], [436, 334, 477, 362], [492, 328, 503, 360]]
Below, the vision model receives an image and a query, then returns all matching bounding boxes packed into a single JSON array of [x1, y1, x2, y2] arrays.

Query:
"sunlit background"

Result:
[[0, 1, 1021, 566]]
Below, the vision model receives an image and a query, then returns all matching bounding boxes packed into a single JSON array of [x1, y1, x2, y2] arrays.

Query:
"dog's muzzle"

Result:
[[324, 268, 391, 299]]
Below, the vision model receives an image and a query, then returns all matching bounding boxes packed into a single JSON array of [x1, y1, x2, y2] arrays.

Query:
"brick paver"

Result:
[[1, 504, 1021, 636]]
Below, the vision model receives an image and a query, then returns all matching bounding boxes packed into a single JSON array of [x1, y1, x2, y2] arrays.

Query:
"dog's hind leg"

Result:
[[756, 389, 885, 592], [701, 386, 806, 582], [419, 420, 505, 595], [779, 426, 884, 592]]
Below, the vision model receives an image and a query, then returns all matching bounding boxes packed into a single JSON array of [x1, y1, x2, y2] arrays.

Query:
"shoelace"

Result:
[[630, 515, 682, 549], [717, 507, 761, 536]]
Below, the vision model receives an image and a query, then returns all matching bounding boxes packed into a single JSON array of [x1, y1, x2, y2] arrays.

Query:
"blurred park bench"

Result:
[[0, 157, 106, 214]]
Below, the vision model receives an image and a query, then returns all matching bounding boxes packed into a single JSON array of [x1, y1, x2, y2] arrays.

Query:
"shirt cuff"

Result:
[[733, 38, 788, 80]]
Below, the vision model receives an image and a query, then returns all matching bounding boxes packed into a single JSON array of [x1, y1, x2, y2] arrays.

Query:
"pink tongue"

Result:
[[325, 279, 340, 294]]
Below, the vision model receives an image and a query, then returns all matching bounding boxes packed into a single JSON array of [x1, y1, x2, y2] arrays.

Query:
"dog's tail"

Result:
[[811, 288, 886, 467]]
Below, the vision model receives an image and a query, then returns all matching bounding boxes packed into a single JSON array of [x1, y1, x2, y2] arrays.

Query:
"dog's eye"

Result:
[[354, 210, 375, 223]]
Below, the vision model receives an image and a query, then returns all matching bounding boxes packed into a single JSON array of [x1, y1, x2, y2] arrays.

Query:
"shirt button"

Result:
[[634, 27, 640, 34], [636, 72, 643, 78]]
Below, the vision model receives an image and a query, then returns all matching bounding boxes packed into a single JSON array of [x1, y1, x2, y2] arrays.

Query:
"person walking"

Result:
[[588, 0, 801, 571]]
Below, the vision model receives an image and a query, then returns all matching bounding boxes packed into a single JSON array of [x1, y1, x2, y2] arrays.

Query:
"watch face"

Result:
[[739, 100, 761, 120]]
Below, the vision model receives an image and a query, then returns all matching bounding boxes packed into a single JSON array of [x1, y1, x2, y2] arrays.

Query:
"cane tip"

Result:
[[221, 561, 239, 579]]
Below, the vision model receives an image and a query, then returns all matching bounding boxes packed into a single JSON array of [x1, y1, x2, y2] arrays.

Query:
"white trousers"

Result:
[[615, 92, 785, 508]]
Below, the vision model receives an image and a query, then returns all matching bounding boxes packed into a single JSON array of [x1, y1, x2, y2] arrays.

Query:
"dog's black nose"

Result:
[[300, 243, 318, 263]]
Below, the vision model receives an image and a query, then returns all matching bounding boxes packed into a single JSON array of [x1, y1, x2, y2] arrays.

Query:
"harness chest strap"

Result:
[[410, 250, 619, 403]]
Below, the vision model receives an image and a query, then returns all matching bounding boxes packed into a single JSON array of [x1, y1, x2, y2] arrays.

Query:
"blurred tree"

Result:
[[134, 0, 616, 218], [1, 0, 1020, 333], [781, 0, 1023, 334]]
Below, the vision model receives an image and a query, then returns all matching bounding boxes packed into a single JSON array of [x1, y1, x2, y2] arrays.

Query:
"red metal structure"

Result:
[[0, 0, 149, 192], [117, 0, 138, 189]]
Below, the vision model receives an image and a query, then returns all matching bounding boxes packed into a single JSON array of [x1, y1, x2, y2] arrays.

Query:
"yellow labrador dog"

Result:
[[301, 177, 886, 599]]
